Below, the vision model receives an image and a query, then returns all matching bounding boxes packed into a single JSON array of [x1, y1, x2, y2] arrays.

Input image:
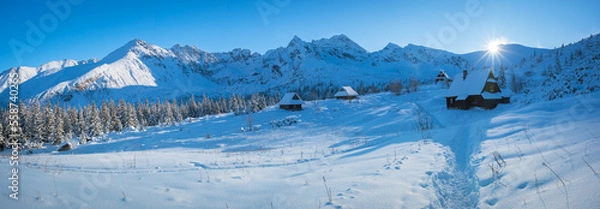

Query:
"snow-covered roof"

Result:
[[279, 93, 304, 105], [436, 70, 451, 79], [445, 69, 494, 99], [334, 86, 359, 97]]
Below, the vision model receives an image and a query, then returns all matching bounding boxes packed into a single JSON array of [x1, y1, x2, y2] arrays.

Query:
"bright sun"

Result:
[[487, 40, 501, 54]]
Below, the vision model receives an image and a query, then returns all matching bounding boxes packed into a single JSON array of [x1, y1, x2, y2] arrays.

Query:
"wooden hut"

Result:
[[334, 86, 359, 101], [445, 69, 510, 110], [434, 70, 453, 84], [279, 93, 304, 110]]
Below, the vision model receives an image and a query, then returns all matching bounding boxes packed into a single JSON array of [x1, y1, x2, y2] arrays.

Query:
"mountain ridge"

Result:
[[0, 33, 597, 107]]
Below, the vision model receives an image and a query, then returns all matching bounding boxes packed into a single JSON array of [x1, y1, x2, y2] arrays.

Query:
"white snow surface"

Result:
[[2, 86, 599, 208]]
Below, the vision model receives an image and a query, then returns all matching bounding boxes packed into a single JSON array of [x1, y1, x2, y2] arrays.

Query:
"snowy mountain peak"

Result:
[[314, 34, 364, 49], [404, 43, 426, 50], [171, 43, 185, 50], [329, 34, 352, 42], [310, 34, 368, 60], [121, 38, 150, 52], [132, 38, 145, 45], [287, 35, 306, 48], [102, 38, 174, 63], [171, 43, 200, 52], [382, 42, 402, 51]]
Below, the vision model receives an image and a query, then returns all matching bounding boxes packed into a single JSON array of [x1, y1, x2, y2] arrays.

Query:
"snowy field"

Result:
[[2, 86, 599, 208]]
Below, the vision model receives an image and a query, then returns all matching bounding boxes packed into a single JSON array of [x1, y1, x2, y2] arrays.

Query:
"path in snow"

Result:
[[431, 123, 480, 208], [422, 103, 497, 208]]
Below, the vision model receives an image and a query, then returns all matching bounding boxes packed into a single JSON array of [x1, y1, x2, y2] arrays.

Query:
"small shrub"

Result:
[[389, 79, 403, 96], [271, 116, 300, 128]]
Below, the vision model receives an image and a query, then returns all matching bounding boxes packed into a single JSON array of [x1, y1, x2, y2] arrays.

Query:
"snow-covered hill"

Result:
[[2, 33, 589, 107], [1, 86, 598, 208], [506, 34, 600, 103]]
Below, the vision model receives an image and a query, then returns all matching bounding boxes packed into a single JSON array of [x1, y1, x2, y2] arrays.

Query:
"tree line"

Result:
[[0, 93, 280, 150], [0, 78, 425, 151]]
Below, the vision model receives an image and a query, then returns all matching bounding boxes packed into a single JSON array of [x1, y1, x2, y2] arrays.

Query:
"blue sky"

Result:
[[1, 0, 599, 71]]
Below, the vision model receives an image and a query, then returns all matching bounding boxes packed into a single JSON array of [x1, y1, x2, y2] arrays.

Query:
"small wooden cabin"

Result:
[[434, 70, 453, 84], [445, 69, 510, 110], [279, 93, 304, 110], [334, 86, 359, 101]]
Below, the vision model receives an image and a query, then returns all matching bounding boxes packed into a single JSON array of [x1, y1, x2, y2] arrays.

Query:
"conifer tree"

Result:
[[136, 101, 148, 128], [64, 107, 77, 139], [87, 102, 103, 138], [171, 100, 183, 122], [117, 99, 128, 128], [101, 101, 112, 133], [30, 101, 44, 142], [250, 94, 260, 113], [163, 99, 174, 125], [231, 94, 243, 115], [189, 95, 199, 118], [0, 122, 4, 150], [125, 104, 139, 129], [202, 94, 213, 115], [78, 109, 89, 144], [111, 100, 123, 132], [42, 103, 56, 143], [148, 99, 160, 126], [53, 105, 65, 145], [498, 64, 507, 89], [179, 102, 189, 121], [68, 107, 79, 136]]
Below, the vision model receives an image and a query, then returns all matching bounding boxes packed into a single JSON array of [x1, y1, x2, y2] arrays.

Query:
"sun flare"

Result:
[[487, 40, 502, 54]]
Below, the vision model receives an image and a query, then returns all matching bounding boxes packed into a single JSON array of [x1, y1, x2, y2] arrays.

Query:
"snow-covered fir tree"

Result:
[[86, 102, 103, 138], [53, 104, 65, 145], [43, 103, 56, 143], [101, 101, 112, 134]]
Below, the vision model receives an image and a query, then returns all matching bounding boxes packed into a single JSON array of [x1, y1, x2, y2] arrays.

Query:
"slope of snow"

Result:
[[475, 93, 600, 208], [2, 86, 598, 208], [507, 34, 600, 103]]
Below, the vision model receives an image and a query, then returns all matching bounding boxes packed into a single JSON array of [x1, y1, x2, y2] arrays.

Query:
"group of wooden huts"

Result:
[[278, 86, 359, 110], [279, 69, 509, 111]]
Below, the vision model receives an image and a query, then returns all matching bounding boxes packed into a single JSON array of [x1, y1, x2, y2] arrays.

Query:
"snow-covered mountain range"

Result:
[[0, 33, 597, 106]]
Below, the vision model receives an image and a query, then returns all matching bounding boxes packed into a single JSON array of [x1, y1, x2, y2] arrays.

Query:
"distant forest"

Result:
[[0, 77, 426, 151], [0, 93, 280, 150]]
